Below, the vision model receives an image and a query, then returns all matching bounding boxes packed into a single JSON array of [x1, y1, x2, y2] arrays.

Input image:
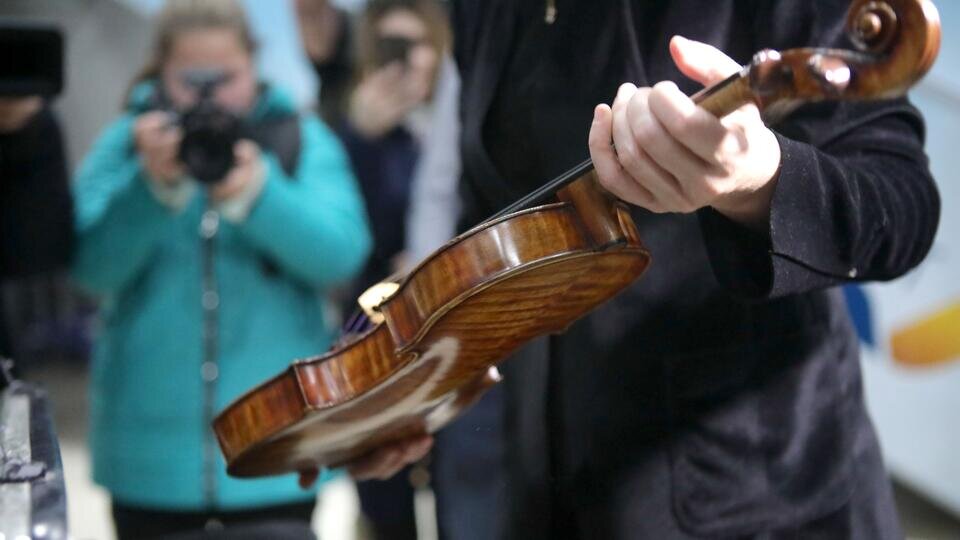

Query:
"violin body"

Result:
[[214, 0, 940, 478], [214, 173, 650, 477]]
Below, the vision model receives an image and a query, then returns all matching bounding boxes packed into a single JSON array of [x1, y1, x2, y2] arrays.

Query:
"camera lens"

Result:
[[178, 101, 241, 184]]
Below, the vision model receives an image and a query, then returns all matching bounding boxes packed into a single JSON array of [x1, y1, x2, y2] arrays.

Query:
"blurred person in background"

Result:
[[334, 0, 451, 294], [295, 0, 353, 127], [297, 1, 459, 538], [299, 3, 508, 538], [70, 0, 371, 538], [0, 95, 74, 364]]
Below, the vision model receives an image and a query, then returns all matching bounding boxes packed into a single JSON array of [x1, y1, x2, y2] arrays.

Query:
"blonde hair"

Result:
[[354, 0, 451, 84], [127, 0, 257, 100]]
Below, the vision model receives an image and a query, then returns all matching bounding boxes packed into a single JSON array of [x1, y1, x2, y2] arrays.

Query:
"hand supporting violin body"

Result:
[[589, 36, 781, 230], [298, 434, 434, 486]]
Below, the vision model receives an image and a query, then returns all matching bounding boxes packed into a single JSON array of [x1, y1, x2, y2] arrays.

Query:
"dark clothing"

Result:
[[317, 28, 422, 538], [432, 383, 506, 540], [111, 500, 315, 540], [354, 471, 419, 540], [0, 107, 74, 357], [335, 125, 422, 540], [336, 123, 419, 291], [313, 8, 354, 128], [452, 1, 938, 539]]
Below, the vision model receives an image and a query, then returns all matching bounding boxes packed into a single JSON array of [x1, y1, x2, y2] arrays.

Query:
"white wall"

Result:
[[2, 0, 152, 167], [860, 1, 960, 517]]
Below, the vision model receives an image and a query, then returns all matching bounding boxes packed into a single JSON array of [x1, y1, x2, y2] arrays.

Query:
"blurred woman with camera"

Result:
[[71, 0, 371, 537]]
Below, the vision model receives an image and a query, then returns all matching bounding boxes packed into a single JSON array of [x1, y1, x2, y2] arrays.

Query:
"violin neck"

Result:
[[488, 69, 752, 222]]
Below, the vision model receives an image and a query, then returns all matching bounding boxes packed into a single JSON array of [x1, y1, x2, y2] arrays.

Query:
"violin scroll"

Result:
[[693, 0, 940, 121], [840, 0, 940, 97], [849, 1, 899, 53]]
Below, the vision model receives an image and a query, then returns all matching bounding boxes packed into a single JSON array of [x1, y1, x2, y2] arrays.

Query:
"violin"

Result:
[[213, 0, 941, 478]]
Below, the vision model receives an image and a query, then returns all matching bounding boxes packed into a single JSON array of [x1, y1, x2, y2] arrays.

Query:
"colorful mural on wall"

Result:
[[847, 286, 960, 367], [891, 300, 960, 366]]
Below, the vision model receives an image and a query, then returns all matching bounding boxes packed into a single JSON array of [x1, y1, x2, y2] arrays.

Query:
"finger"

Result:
[[298, 467, 320, 489], [400, 82, 429, 109], [138, 118, 179, 153], [135, 111, 164, 130], [380, 436, 432, 480], [160, 125, 183, 146], [631, 82, 713, 183], [373, 63, 406, 87], [589, 104, 658, 210], [137, 111, 174, 134], [149, 138, 182, 166], [234, 139, 259, 164], [609, 85, 648, 174], [401, 435, 434, 464], [347, 446, 401, 481], [669, 35, 742, 88], [347, 435, 432, 481], [646, 80, 731, 169], [612, 89, 688, 211], [392, 72, 427, 107], [371, 448, 407, 480]]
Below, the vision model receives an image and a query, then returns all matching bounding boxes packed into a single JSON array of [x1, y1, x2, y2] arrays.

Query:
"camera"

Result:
[[0, 21, 63, 97], [168, 69, 243, 185], [375, 36, 414, 68]]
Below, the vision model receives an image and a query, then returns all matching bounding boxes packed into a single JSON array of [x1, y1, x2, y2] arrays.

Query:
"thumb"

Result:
[[234, 139, 259, 164], [669, 35, 742, 87]]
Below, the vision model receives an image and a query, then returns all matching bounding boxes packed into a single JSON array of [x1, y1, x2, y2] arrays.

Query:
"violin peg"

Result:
[[745, 48, 793, 103], [806, 54, 852, 96]]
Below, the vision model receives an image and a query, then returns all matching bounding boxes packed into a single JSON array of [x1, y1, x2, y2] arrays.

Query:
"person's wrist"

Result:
[[216, 158, 267, 223], [348, 103, 388, 139], [710, 129, 781, 230], [711, 169, 779, 231]]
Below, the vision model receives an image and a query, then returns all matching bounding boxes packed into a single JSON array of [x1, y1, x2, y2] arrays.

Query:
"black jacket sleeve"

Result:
[[698, 1, 939, 300]]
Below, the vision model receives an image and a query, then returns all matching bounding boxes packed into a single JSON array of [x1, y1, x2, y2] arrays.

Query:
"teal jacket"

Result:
[[72, 82, 371, 510]]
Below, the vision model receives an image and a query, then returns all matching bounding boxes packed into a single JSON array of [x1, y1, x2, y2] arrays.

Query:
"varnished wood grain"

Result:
[[214, 172, 652, 477]]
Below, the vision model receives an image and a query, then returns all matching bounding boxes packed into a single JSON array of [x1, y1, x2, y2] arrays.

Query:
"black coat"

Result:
[[450, 1, 938, 538], [0, 107, 74, 358]]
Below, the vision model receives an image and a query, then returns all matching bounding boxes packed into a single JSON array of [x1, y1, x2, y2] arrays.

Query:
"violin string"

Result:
[[335, 62, 738, 343], [488, 157, 595, 222], [342, 308, 365, 335]]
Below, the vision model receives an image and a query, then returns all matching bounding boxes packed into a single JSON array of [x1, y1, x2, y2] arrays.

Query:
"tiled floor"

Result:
[[24, 361, 960, 540]]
